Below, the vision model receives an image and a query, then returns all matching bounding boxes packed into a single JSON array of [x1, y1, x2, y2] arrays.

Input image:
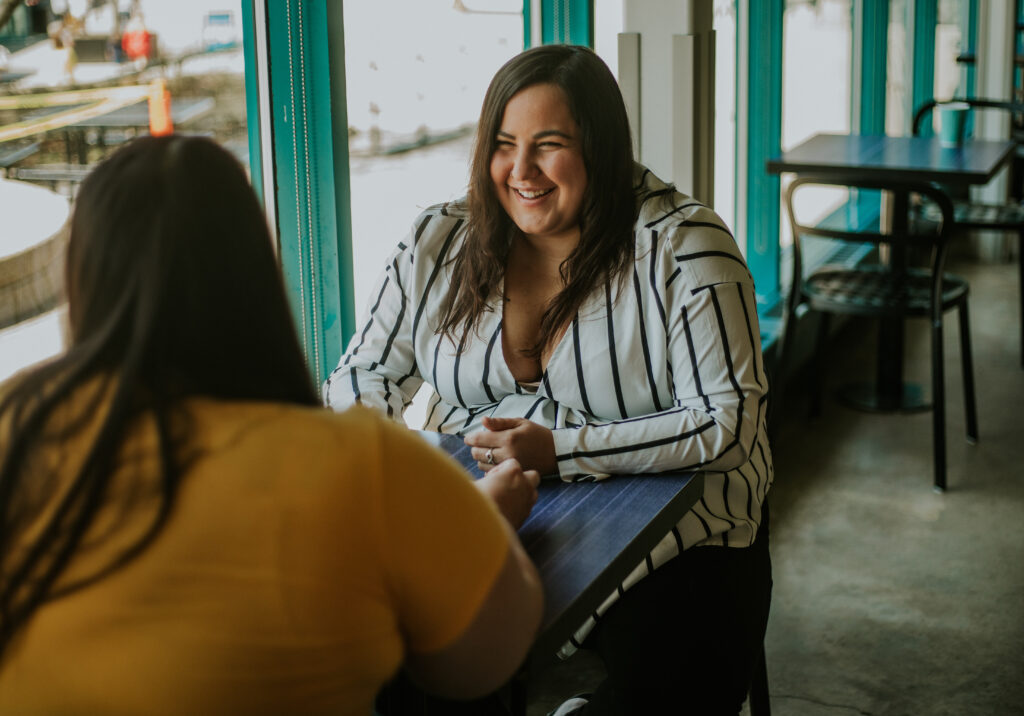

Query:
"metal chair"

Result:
[[780, 176, 978, 491], [913, 98, 1024, 369]]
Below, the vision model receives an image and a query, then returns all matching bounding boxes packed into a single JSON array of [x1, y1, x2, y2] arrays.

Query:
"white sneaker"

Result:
[[547, 693, 591, 716]]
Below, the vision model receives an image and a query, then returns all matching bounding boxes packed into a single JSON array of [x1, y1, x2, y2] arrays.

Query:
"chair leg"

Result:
[[748, 642, 770, 716], [810, 313, 830, 418], [931, 315, 947, 492], [957, 301, 979, 444], [1018, 230, 1023, 369]]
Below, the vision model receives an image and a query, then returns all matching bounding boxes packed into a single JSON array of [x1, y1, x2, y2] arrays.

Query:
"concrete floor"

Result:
[[526, 255, 1024, 716]]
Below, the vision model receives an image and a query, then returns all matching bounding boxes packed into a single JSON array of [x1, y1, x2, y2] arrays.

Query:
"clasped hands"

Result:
[[465, 417, 557, 529]]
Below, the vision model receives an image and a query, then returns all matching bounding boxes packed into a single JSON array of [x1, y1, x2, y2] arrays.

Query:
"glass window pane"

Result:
[[593, 0, 622, 78], [781, 0, 853, 248], [1, 0, 252, 382], [936, 0, 965, 105], [342, 0, 523, 426], [887, 0, 910, 135], [713, 0, 736, 235]]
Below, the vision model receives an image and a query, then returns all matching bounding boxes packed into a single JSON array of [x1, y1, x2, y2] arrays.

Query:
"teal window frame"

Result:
[[911, 0, 938, 133], [242, 0, 355, 391], [736, 0, 783, 310], [855, 0, 890, 135], [963, 0, 977, 98], [535, 0, 594, 46], [738, 0, 898, 353]]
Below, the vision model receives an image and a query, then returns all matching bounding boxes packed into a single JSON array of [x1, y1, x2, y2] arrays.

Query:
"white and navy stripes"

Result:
[[325, 164, 773, 656]]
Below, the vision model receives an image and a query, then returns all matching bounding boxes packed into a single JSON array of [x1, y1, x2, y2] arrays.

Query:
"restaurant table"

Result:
[[417, 431, 704, 712], [767, 132, 1016, 411]]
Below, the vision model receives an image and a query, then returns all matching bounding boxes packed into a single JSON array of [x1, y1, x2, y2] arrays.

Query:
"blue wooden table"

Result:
[[767, 132, 1015, 412], [417, 431, 705, 662], [766, 133, 1015, 185]]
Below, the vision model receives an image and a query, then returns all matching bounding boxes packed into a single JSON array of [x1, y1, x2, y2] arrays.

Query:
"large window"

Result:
[[342, 0, 521, 311], [341, 0, 522, 423], [0, 0, 250, 382]]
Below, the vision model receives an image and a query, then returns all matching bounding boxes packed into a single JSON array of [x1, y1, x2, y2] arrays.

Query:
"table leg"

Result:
[[837, 188, 931, 413]]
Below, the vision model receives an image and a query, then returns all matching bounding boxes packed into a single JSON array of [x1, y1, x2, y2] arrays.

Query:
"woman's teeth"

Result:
[[514, 187, 554, 199]]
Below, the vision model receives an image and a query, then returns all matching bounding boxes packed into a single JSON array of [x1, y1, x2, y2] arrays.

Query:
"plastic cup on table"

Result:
[[938, 102, 970, 147]]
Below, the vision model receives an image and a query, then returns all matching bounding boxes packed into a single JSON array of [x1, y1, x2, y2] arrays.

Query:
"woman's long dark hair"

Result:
[[0, 136, 317, 657], [438, 45, 637, 356]]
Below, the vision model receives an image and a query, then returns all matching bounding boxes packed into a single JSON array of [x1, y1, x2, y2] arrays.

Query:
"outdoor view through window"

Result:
[[1, 0, 248, 382], [0, 0, 973, 400]]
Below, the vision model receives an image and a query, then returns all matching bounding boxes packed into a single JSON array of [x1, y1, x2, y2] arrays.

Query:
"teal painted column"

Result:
[[263, 0, 355, 390], [539, 0, 593, 46], [963, 0, 977, 98], [856, 0, 890, 135], [738, 0, 783, 306], [911, 0, 938, 134], [524, 0, 533, 47]]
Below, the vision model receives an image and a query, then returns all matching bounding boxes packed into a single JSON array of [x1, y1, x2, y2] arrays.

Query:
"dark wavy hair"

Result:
[[438, 45, 636, 356], [0, 136, 317, 657]]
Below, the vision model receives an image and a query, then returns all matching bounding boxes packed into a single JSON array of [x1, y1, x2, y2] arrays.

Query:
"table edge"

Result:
[[529, 470, 705, 660]]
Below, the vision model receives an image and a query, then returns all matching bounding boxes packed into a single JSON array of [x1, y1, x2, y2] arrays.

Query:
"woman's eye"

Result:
[[495, 139, 514, 148], [539, 142, 563, 149]]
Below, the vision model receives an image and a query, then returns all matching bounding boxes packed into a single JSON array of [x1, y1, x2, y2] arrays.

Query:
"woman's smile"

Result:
[[511, 186, 555, 200]]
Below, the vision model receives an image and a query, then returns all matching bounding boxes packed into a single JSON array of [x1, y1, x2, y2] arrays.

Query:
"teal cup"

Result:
[[938, 102, 970, 147]]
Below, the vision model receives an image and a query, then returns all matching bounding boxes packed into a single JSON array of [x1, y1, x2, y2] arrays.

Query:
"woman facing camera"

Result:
[[326, 45, 773, 714], [0, 136, 542, 715]]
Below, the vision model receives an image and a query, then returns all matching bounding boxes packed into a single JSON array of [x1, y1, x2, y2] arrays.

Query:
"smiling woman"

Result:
[[325, 45, 773, 714]]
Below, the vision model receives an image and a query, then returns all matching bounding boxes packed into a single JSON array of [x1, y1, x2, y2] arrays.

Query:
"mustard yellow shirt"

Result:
[[0, 395, 508, 715]]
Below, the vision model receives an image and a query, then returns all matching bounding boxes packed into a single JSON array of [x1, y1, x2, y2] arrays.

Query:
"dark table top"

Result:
[[418, 431, 705, 660], [766, 132, 1016, 186]]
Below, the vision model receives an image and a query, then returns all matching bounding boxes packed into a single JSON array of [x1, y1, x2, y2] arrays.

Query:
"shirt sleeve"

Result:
[[550, 218, 769, 478], [373, 418, 509, 654], [323, 223, 424, 422]]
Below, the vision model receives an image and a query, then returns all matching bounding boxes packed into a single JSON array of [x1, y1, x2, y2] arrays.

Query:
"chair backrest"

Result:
[[912, 97, 1024, 137], [783, 175, 955, 318]]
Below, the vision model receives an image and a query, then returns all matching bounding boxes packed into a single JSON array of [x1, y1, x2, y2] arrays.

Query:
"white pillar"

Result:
[[619, 0, 715, 206]]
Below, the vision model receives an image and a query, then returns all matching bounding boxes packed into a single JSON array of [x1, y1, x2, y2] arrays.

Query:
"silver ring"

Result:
[[485, 449, 495, 465]]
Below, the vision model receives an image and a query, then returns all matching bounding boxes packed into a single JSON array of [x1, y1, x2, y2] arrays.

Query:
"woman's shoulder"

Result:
[[399, 198, 470, 258], [632, 164, 730, 238], [187, 399, 386, 451], [631, 165, 750, 284]]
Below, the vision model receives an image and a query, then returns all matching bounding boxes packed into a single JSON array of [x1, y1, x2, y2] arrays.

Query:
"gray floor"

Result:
[[526, 255, 1024, 716]]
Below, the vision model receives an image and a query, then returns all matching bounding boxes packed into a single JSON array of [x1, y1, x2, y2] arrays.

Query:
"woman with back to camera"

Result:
[[325, 45, 773, 714], [0, 135, 543, 715]]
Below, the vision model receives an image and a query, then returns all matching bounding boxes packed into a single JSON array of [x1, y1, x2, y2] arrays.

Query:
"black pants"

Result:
[[375, 668, 512, 715], [580, 513, 772, 715], [376, 516, 771, 716]]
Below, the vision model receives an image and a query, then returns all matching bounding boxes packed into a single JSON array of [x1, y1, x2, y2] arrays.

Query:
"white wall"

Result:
[[622, 0, 715, 203]]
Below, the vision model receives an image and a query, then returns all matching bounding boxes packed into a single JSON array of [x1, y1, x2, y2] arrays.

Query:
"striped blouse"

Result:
[[325, 165, 773, 654]]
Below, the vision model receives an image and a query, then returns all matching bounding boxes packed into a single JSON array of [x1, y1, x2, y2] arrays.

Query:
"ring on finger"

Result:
[[485, 449, 495, 465]]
